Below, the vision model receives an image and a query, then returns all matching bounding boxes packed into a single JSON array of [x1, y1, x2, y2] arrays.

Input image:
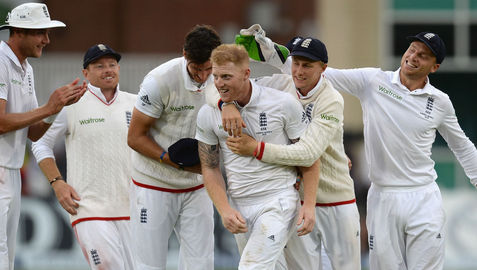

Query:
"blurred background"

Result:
[[0, 0, 476, 269]]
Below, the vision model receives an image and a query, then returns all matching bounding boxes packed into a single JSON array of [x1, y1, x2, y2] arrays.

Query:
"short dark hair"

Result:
[[9, 27, 47, 37], [9, 27, 24, 37], [183, 25, 221, 64]]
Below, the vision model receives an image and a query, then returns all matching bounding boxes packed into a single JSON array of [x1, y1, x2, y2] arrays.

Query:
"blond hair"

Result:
[[211, 44, 249, 68]]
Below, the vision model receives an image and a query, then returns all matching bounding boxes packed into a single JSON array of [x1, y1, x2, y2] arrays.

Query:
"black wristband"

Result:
[[49, 176, 64, 185]]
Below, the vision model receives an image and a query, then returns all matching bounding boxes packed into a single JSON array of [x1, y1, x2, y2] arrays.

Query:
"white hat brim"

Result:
[[0, 20, 66, 31]]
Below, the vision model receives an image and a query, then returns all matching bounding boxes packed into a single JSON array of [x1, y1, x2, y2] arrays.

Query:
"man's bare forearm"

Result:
[[198, 141, 230, 214], [300, 158, 320, 207]]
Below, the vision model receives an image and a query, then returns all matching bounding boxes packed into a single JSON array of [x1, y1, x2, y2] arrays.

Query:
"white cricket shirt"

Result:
[[324, 67, 477, 187], [196, 80, 306, 201], [132, 57, 208, 189], [0, 41, 38, 169]]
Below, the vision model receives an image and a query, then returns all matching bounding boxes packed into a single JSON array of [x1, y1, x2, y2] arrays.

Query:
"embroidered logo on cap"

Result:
[[424, 33, 435, 40], [98, 44, 107, 51], [301, 38, 312, 48]]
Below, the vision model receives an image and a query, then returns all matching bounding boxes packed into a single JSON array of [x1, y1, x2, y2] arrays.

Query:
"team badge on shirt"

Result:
[[255, 112, 272, 136], [27, 74, 33, 95], [125, 111, 132, 127], [259, 112, 267, 130], [420, 96, 435, 120]]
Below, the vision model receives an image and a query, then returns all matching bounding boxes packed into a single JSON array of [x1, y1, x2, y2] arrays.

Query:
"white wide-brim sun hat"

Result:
[[0, 2, 65, 31]]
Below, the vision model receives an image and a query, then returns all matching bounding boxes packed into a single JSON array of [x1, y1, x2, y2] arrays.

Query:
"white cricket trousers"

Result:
[[282, 202, 361, 270], [367, 182, 445, 270], [0, 167, 20, 270], [130, 184, 214, 270], [232, 189, 299, 270], [74, 220, 134, 270]]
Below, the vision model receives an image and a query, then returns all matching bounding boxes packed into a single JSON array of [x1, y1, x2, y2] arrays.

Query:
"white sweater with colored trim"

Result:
[[32, 89, 136, 225], [253, 74, 355, 204]]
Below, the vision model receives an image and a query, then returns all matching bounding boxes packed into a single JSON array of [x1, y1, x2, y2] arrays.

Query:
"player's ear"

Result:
[[430, 63, 440, 73], [244, 68, 250, 80], [321, 63, 328, 72], [82, 68, 88, 79]]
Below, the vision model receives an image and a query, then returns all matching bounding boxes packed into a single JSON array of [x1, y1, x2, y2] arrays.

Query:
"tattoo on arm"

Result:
[[198, 141, 220, 168]]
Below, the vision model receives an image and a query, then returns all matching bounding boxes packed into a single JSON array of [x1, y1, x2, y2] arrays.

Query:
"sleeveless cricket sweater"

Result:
[[65, 90, 136, 225]]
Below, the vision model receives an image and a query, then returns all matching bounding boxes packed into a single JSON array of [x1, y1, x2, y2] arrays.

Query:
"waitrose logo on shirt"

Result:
[[170, 105, 195, 112], [79, 117, 105, 125], [378, 85, 402, 101], [320, 114, 339, 123]]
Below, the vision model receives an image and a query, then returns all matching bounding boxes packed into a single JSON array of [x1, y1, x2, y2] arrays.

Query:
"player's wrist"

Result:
[[302, 200, 317, 208], [159, 151, 167, 163], [218, 98, 235, 111], [253, 141, 265, 160], [49, 176, 64, 186], [43, 112, 58, 124]]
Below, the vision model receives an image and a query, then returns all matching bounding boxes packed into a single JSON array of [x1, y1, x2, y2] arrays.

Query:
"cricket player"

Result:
[[32, 44, 135, 269], [0, 3, 86, 269], [127, 25, 221, 269], [233, 25, 477, 270], [196, 44, 320, 270], [221, 32, 361, 270]]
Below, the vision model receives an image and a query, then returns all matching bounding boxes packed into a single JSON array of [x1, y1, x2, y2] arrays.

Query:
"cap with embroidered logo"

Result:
[[0, 3, 65, 31], [83, 44, 121, 69], [407, 32, 446, 64], [285, 36, 303, 52], [290, 37, 328, 63]]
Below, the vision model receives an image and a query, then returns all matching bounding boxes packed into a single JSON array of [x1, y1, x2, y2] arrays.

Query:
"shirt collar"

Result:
[[181, 57, 212, 92], [88, 83, 119, 105], [391, 68, 433, 95], [295, 74, 324, 100], [234, 80, 259, 109], [0, 41, 29, 72]]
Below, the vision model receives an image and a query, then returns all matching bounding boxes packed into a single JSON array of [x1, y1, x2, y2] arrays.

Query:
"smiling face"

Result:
[[17, 28, 51, 59], [400, 41, 439, 81], [291, 56, 327, 95], [213, 61, 251, 106], [83, 56, 120, 91]]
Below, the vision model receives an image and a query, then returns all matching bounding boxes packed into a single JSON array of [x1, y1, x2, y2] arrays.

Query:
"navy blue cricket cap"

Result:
[[168, 138, 200, 167], [407, 32, 446, 64], [290, 37, 328, 63], [285, 36, 303, 52], [83, 44, 121, 69]]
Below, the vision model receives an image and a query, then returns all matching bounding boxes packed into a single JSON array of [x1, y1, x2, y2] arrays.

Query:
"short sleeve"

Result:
[[195, 105, 219, 146], [134, 75, 165, 119], [0, 62, 9, 100], [282, 94, 307, 140]]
